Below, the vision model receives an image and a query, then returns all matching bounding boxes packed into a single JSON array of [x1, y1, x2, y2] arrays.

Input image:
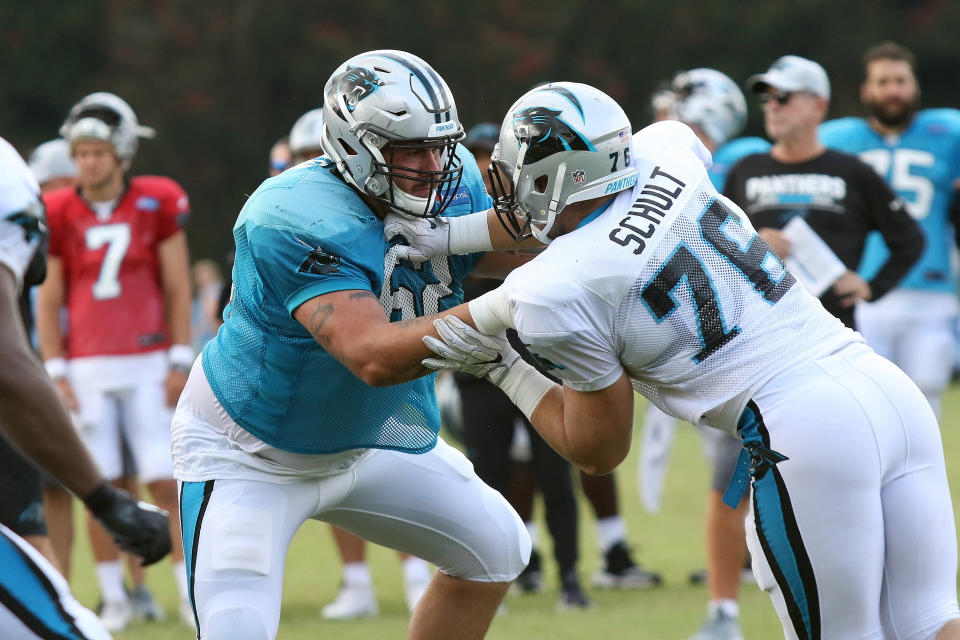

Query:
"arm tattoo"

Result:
[[348, 291, 379, 302], [307, 302, 357, 369], [308, 303, 334, 337]]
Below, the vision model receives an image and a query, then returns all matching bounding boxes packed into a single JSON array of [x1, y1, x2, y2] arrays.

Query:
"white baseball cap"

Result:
[[747, 55, 830, 100]]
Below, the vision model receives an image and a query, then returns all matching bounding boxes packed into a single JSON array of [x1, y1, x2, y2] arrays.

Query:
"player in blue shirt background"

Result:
[[820, 41, 960, 417], [171, 50, 530, 640]]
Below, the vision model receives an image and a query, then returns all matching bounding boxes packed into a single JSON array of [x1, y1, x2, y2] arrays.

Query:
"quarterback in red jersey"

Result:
[[36, 92, 193, 632]]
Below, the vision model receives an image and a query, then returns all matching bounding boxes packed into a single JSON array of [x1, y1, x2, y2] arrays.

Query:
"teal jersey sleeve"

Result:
[[248, 224, 377, 315], [709, 137, 771, 192]]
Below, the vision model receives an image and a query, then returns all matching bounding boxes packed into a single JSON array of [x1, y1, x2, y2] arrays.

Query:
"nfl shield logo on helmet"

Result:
[[571, 169, 586, 184]]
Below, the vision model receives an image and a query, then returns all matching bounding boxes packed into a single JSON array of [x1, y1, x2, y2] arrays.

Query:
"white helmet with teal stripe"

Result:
[[320, 49, 465, 218], [489, 82, 638, 243]]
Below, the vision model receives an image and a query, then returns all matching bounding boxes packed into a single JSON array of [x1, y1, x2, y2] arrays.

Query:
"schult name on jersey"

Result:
[[608, 165, 686, 255]]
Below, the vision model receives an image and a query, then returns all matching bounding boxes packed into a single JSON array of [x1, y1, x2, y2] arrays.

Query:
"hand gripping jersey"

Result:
[[202, 145, 489, 454], [44, 176, 189, 358], [496, 123, 857, 434], [819, 109, 960, 292], [0, 137, 45, 291]]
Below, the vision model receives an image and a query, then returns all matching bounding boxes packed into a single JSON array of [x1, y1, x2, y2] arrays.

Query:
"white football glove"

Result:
[[423, 316, 555, 419], [422, 316, 519, 381], [383, 211, 493, 263], [383, 214, 451, 263]]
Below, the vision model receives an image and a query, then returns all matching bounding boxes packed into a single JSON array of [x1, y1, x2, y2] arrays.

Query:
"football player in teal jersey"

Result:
[[172, 50, 531, 640], [820, 41, 960, 417]]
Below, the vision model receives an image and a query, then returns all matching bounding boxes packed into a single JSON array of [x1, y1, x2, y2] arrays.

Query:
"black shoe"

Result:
[[556, 571, 592, 611], [514, 549, 543, 593], [689, 568, 707, 585], [592, 541, 663, 589]]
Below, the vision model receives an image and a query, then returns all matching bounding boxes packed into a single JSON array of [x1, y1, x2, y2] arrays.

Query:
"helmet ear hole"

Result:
[[533, 175, 548, 193], [338, 138, 359, 156]]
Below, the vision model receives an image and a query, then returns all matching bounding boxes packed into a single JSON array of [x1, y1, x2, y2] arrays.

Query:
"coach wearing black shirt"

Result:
[[724, 55, 924, 328]]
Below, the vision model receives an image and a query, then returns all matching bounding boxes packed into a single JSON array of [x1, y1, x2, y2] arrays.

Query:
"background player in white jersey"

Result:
[[36, 92, 194, 631], [819, 41, 960, 417], [171, 50, 530, 640], [646, 68, 769, 640], [389, 82, 960, 640], [0, 133, 171, 640]]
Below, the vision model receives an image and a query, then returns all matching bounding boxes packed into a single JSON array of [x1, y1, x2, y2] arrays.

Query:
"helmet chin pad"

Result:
[[389, 185, 433, 218]]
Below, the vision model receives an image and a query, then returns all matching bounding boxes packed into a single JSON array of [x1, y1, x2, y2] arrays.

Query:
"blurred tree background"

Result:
[[2, 0, 958, 263]]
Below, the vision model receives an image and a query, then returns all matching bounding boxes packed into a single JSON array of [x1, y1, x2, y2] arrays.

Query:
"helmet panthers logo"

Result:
[[326, 66, 382, 119], [512, 107, 592, 164]]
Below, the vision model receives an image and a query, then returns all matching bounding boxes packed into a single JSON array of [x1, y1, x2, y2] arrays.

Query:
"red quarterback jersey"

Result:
[[44, 176, 190, 358]]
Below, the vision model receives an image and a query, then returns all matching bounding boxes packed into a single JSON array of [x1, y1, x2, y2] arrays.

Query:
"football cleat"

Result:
[[556, 571, 592, 611], [130, 585, 165, 622], [689, 610, 744, 640], [592, 541, 663, 589], [99, 598, 132, 632], [321, 583, 378, 620]]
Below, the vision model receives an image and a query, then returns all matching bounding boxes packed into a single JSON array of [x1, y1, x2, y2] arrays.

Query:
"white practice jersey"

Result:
[[497, 122, 860, 434], [0, 136, 43, 291]]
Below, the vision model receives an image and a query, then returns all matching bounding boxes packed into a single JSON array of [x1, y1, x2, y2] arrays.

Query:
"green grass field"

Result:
[[69, 387, 960, 639]]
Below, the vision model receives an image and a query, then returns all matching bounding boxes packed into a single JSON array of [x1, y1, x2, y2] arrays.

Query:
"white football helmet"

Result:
[[289, 108, 325, 161], [489, 82, 638, 243], [658, 69, 746, 146], [320, 50, 464, 218], [28, 139, 77, 185], [59, 92, 155, 165]]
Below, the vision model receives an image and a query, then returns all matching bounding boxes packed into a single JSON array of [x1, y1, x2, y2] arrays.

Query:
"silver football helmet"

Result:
[[59, 92, 155, 165], [489, 82, 638, 243], [659, 69, 746, 146], [320, 50, 464, 218], [289, 108, 325, 162]]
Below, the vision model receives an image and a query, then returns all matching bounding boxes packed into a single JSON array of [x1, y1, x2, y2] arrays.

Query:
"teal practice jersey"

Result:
[[820, 110, 960, 292], [708, 136, 771, 192], [203, 145, 490, 454]]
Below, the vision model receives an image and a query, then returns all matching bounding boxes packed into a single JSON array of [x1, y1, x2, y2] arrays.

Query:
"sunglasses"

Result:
[[758, 91, 796, 106]]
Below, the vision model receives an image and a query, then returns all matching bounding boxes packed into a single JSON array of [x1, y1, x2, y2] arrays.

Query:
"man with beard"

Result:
[[724, 55, 923, 331], [820, 42, 960, 417]]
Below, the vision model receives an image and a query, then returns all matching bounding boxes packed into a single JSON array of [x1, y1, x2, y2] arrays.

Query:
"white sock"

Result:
[[402, 557, 431, 585], [595, 516, 627, 553], [708, 599, 739, 619], [524, 521, 539, 548], [172, 561, 188, 600], [343, 562, 372, 588], [95, 561, 127, 604]]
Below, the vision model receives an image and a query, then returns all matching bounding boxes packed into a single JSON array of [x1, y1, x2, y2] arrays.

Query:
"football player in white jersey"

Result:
[[0, 134, 171, 639], [648, 68, 764, 640], [386, 83, 960, 640]]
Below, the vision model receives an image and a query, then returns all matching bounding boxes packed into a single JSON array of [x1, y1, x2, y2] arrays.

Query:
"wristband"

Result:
[[492, 358, 556, 421], [448, 211, 494, 255], [168, 344, 194, 372], [44, 357, 68, 380], [82, 481, 116, 514], [468, 287, 513, 335]]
